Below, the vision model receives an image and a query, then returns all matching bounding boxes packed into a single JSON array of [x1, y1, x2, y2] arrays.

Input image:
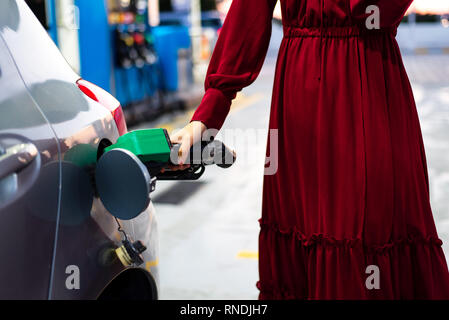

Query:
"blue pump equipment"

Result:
[[77, 0, 158, 106]]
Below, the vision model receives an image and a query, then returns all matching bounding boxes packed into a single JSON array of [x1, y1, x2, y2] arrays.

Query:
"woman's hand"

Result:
[[164, 121, 207, 171]]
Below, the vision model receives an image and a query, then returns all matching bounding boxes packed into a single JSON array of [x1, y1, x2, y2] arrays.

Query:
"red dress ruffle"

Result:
[[257, 220, 448, 299]]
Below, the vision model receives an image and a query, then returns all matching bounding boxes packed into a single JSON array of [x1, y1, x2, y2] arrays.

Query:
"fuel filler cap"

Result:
[[96, 148, 153, 220]]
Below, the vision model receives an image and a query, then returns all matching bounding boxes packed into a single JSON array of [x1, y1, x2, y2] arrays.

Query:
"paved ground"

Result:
[[404, 54, 449, 252], [135, 24, 449, 300]]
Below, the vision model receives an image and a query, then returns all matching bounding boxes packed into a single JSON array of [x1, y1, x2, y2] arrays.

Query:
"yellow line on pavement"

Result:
[[157, 110, 195, 133], [415, 48, 430, 55], [154, 92, 265, 134], [230, 92, 265, 114], [236, 251, 259, 259], [145, 258, 159, 272]]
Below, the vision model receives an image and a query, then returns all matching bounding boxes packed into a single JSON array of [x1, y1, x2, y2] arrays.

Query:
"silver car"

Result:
[[0, 0, 159, 299]]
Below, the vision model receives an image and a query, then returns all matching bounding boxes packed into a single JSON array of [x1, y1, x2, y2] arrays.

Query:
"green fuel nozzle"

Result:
[[95, 128, 236, 220], [102, 128, 236, 180], [104, 128, 173, 164]]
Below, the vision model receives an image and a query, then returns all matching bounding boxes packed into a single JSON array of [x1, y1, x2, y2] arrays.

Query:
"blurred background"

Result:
[[26, 0, 449, 299]]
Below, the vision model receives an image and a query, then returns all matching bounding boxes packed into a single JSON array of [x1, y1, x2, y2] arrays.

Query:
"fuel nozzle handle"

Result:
[[170, 140, 236, 168]]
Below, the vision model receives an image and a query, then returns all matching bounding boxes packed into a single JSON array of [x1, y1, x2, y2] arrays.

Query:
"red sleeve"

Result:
[[190, 0, 278, 131]]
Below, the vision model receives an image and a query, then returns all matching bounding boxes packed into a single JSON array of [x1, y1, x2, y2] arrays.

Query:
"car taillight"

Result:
[[112, 106, 127, 137], [76, 79, 128, 136]]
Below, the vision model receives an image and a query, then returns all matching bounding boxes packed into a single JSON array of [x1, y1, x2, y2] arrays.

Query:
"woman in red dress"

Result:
[[172, 0, 449, 299]]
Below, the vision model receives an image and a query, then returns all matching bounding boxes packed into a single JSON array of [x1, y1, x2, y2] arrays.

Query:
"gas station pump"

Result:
[[107, 0, 162, 110]]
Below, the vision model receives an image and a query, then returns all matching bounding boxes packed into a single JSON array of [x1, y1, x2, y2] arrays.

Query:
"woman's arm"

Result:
[[171, 0, 278, 165]]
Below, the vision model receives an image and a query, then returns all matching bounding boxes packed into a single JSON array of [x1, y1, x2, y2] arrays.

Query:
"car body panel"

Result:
[[0, 33, 59, 299]]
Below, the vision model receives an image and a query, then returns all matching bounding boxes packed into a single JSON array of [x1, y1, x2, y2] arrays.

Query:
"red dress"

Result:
[[191, 0, 449, 299]]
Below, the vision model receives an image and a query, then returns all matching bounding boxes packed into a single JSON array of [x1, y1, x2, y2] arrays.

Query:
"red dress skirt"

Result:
[[191, 0, 449, 299]]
